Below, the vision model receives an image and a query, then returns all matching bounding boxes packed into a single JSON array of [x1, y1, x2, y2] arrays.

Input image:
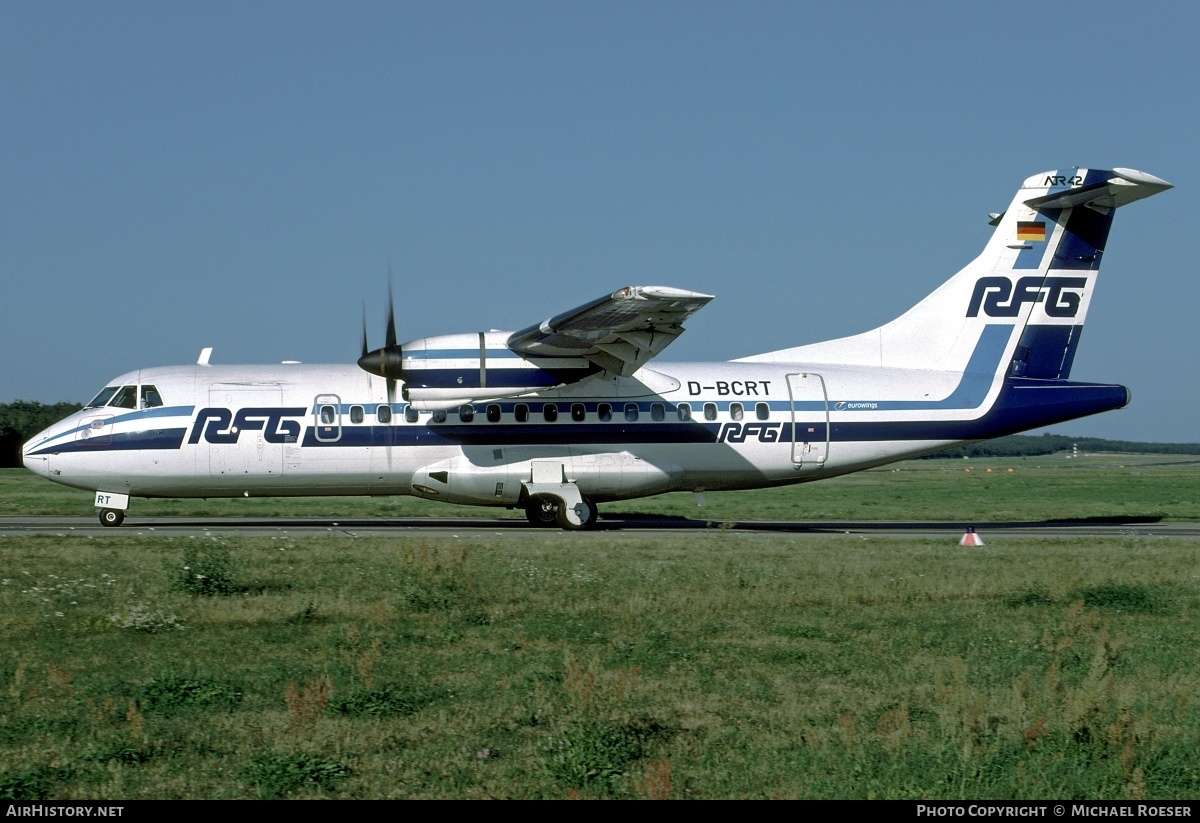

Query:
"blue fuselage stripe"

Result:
[[33, 380, 1127, 456]]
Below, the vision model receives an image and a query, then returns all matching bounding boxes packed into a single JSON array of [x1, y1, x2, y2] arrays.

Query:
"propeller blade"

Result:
[[385, 375, 396, 472], [360, 302, 369, 360], [385, 266, 397, 350]]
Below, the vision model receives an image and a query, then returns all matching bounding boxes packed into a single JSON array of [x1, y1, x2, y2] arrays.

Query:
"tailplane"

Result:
[[739, 168, 1172, 378]]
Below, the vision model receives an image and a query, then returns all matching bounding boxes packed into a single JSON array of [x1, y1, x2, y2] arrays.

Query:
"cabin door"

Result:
[[786, 372, 829, 469], [207, 387, 286, 479]]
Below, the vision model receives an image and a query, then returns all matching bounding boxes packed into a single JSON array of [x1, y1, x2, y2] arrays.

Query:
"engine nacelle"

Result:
[[360, 331, 597, 409]]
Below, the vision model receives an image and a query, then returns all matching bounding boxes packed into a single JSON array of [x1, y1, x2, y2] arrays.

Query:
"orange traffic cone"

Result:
[[960, 526, 984, 547]]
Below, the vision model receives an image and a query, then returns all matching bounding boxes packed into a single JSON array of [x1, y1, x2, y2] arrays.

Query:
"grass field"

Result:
[[1, 456, 1199, 799]]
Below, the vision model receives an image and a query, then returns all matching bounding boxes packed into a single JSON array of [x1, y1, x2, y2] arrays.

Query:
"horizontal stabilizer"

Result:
[[1024, 168, 1172, 213]]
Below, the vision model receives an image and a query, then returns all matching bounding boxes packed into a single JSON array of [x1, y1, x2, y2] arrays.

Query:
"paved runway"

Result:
[[3, 515, 1198, 539]]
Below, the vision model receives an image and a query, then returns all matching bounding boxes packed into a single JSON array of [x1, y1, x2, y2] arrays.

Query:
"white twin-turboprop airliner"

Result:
[[22, 167, 1172, 529]]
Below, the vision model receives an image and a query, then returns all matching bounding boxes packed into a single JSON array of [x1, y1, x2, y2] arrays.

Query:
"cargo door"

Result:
[[207, 386, 285, 478]]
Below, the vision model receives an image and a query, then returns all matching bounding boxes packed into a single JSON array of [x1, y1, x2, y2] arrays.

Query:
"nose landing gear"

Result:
[[94, 491, 130, 528], [99, 508, 125, 527]]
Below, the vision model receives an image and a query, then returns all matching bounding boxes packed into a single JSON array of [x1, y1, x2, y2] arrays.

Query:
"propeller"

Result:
[[357, 268, 403, 407], [357, 271, 406, 472]]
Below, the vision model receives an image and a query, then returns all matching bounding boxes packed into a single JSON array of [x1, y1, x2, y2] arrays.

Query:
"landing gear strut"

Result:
[[99, 508, 125, 528]]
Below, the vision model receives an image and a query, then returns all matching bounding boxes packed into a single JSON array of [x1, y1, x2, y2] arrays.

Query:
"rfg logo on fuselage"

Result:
[[188, 408, 306, 445], [966, 276, 1088, 318], [718, 422, 782, 443]]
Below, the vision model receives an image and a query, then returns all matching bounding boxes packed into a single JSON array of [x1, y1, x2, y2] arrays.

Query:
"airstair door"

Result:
[[786, 372, 829, 469]]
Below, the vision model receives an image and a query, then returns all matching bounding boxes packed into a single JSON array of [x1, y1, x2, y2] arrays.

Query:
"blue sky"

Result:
[[2, 1, 1194, 442]]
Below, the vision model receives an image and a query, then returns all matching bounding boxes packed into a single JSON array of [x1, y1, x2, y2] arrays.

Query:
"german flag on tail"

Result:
[[1017, 221, 1046, 242]]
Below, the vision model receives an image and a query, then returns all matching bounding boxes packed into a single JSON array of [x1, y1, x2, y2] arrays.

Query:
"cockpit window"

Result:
[[140, 385, 163, 408], [87, 386, 119, 408], [110, 386, 138, 409]]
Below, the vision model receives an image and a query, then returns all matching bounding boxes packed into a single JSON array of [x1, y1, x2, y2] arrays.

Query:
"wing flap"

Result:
[[507, 286, 714, 376]]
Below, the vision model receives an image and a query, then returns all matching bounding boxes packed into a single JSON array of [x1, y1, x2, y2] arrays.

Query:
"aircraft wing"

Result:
[[507, 286, 714, 376]]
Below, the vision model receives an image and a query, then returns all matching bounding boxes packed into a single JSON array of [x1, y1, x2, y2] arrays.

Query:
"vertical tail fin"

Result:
[[740, 168, 1172, 378]]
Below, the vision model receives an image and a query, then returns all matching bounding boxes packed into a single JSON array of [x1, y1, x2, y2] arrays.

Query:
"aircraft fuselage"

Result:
[[23, 356, 1126, 509]]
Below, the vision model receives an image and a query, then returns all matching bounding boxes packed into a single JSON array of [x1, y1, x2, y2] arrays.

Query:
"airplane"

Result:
[[21, 167, 1172, 530]]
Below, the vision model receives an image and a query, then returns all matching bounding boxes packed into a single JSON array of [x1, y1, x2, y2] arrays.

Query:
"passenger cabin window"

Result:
[[597, 403, 612, 422], [624, 403, 639, 422], [320, 405, 337, 425], [432, 409, 446, 423], [111, 386, 138, 409], [571, 403, 586, 422], [704, 403, 717, 421], [515, 404, 529, 423], [87, 387, 119, 408], [350, 405, 364, 424], [755, 402, 770, 420], [140, 386, 163, 408], [730, 403, 744, 421], [677, 403, 692, 421], [651, 403, 665, 422], [405, 407, 419, 423], [459, 405, 474, 423], [543, 404, 558, 422], [486, 404, 501, 423], [377, 405, 393, 424]]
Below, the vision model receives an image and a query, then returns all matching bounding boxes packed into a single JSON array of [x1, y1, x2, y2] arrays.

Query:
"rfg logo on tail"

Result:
[[188, 408, 306, 445], [967, 276, 1088, 318]]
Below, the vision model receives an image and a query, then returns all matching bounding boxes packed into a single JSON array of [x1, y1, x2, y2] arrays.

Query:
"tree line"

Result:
[[1, 401, 1196, 469], [924, 432, 1200, 458], [1, 401, 83, 467]]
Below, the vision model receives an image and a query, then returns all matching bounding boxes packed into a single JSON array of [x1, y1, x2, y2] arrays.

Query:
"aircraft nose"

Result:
[[21, 435, 50, 477]]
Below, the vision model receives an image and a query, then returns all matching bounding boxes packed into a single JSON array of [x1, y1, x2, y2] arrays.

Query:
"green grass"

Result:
[[4, 451, 1200, 522], [1, 528, 1198, 799]]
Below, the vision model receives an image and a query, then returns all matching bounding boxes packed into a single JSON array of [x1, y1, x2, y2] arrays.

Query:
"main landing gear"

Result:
[[523, 493, 598, 531], [99, 508, 125, 527]]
